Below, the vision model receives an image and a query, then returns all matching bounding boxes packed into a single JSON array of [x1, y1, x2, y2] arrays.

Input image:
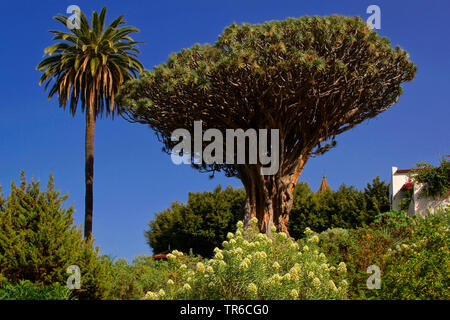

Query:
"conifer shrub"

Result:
[[142, 218, 349, 300], [0, 172, 112, 299]]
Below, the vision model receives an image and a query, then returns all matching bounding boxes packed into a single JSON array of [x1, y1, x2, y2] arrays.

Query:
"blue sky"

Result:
[[0, 0, 448, 262]]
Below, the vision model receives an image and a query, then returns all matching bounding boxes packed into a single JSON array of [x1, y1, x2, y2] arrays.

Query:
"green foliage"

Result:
[[311, 226, 393, 299], [143, 219, 348, 300], [288, 177, 390, 238], [368, 210, 450, 300], [146, 185, 245, 257], [119, 15, 416, 238], [398, 187, 414, 211], [148, 178, 389, 257], [118, 15, 416, 180], [411, 155, 450, 199], [0, 172, 112, 299], [0, 280, 74, 300], [311, 228, 350, 266], [371, 210, 416, 240], [37, 6, 143, 119], [315, 209, 450, 300], [363, 176, 391, 214], [107, 253, 202, 300], [111, 208, 447, 300]]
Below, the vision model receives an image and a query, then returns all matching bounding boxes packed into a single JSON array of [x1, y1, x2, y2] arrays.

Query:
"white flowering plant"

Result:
[[143, 219, 348, 300]]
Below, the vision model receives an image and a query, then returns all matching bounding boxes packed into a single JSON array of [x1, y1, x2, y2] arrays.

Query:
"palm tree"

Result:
[[37, 7, 143, 238]]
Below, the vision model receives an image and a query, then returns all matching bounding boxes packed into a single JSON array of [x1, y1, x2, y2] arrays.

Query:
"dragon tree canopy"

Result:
[[118, 15, 417, 235]]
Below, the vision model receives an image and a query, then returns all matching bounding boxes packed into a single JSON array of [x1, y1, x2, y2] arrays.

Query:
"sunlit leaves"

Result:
[[118, 15, 417, 179], [37, 6, 143, 119]]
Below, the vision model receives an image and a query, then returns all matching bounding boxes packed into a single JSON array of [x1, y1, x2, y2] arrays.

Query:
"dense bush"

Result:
[[0, 280, 74, 300], [146, 185, 245, 257], [313, 226, 394, 298], [3, 171, 444, 300], [107, 210, 448, 300], [410, 155, 450, 199], [313, 209, 449, 300], [142, 219, 349, 300], [0, 172, 113, 299], [288, 177, 390, 239], [368, 210, 449, 299], [107, 253, 202, 300], [147, 178, 389, 257]]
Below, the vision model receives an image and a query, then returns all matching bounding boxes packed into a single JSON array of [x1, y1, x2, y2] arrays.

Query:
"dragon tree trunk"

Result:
[[240, 153, 310, 236]]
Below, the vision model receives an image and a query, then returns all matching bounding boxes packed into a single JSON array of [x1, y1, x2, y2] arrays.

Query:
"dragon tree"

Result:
[[118, 16, 416, 235]]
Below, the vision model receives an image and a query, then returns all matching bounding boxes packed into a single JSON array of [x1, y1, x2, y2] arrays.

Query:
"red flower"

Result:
[[402, 179, 414, 190]]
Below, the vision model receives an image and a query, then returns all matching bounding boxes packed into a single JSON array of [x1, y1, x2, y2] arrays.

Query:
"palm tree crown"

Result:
[[37, 6, 143, 118]]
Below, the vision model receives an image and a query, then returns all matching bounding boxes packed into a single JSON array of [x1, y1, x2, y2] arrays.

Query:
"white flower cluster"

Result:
[[308, 235, 319, 244], [143, 291, 159, 300], [196, 262, 206, 273], [253, 251, 267, 259], [337, 262, 347, 274], [240, 258, 251, 270], [151, 218, 348, 300]]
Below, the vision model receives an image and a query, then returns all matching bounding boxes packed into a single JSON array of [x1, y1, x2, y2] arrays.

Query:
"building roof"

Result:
[[395, 168, 426, 174], [153, 250, 170, 260], [395, 169, 411, 174]]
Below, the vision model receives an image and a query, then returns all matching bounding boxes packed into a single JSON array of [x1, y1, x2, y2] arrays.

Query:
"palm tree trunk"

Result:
[[84, 104, 95, 239]]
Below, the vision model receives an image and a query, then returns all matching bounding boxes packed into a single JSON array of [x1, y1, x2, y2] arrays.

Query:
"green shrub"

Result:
[[410, 156, 450, 199], [146, 185, 245, 257], [288, 177, 390, 239], [367, 210, 450, 299], [314, 209, 450, 300], [0, 280, 74, 300], [371, 210, 416, 241], [142, 219, 349, 300], [312, 226, 393, 299], [147, 178, 389, 258], [313, 228, 350, 266], [107, 253, 202, 300], [0, 172, 113, 299]]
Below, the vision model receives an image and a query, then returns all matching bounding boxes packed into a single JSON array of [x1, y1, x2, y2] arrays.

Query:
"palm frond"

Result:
[[37, 6, 144, 119]]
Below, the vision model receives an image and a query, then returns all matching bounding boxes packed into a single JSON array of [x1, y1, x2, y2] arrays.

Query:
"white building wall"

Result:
[[412, 183, 449, 217], [390, 167, 411, 213], [390, 166, 449, 216]]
